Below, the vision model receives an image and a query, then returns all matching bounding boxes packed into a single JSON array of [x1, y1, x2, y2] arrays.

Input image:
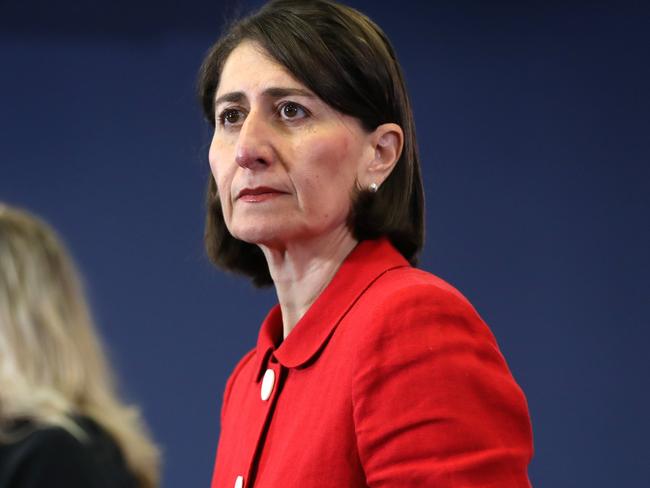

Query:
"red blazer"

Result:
[[211, 238, 533, 488]]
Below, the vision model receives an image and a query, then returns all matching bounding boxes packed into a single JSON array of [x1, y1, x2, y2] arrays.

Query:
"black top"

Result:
[[0, 416, 137, 488]]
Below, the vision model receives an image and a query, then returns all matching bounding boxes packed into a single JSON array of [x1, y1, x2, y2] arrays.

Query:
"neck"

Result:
[[259, 230, 358, 339]]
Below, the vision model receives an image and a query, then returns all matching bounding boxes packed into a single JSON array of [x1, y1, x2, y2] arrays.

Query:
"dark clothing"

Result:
[[0, 416, 137, 488]]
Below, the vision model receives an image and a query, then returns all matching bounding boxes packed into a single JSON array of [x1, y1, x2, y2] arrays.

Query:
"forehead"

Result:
[[216, 41, 305, 98]]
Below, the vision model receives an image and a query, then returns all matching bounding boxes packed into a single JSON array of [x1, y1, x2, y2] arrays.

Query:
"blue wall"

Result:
[[1, 1, 648, 486]]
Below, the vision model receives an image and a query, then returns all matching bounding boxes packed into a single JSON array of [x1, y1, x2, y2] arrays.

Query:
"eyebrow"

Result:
[[214, 87, 316, 108]]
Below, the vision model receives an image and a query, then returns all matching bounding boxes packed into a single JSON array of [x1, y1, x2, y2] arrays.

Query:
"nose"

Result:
[[235, 110, 273, 170]]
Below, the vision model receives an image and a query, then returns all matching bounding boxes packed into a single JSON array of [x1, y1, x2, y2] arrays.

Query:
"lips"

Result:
[[237, 186, 287, 202]]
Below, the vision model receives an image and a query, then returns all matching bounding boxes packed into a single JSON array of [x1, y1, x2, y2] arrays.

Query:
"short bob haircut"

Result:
[[198, 0, 424, 287]]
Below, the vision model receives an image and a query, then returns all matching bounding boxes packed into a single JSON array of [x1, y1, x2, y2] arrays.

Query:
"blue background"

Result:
[[1, 1, 648, 486]]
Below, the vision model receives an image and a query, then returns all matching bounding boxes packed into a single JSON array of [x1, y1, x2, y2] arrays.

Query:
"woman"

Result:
[[0, 204, 160, 487], [199, 1, 533, 487]]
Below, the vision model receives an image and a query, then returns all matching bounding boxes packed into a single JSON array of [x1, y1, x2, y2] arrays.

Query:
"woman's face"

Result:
[[208, 41, 375, 248]]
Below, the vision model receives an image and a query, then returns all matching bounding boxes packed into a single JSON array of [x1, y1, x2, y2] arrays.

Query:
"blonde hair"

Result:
[[0, 204, 160, 487]]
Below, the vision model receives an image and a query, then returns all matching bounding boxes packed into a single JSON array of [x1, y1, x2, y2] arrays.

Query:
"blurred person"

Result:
[[199, 0, 533, 487], [0, 204, 160, 487]]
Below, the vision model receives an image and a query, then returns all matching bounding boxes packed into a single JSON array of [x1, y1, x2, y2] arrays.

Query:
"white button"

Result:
[[234, 475, 244, 488], [261, 368, 275, 401]]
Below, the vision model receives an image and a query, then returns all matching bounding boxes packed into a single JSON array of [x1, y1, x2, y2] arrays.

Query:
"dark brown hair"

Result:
[[198, 0, 424, 287]]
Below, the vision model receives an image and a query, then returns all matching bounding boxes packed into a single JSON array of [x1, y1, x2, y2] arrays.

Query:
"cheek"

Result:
[[208, 137, 221, 181], [304, 135, 358, 188], [208, 139, 233, 212], [294, 134, 360, 216]]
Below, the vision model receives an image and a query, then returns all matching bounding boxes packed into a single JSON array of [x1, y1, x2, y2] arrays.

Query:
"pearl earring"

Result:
[[369, 182, 379, 193]]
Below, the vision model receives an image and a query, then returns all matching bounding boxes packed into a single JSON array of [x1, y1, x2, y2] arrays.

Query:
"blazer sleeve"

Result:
[[351, 282, 533, 488]]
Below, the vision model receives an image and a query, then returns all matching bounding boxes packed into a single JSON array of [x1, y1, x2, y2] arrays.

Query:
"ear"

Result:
[[360, 123, 404, 191]]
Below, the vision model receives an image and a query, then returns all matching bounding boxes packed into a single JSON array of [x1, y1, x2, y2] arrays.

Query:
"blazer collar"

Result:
[[253, 238, 409, 381]]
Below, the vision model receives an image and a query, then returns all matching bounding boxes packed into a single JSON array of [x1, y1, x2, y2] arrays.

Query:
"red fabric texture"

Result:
[[211, 238, 533, 487]]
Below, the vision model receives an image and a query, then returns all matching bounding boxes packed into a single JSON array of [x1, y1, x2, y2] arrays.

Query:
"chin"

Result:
[[231, 222, 321, 249], [230, 223, 287, 246]]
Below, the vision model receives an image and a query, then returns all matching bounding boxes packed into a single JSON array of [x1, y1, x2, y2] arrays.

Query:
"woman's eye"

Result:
[[279, 102, 307, 120], [218, 108, 244, 126]]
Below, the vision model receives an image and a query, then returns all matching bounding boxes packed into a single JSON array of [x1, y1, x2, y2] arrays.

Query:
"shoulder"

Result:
[[368, 266, 473, 304], [344, 266, 504, 366], [229, 348, 257, 380], [222, 348, 256, 407], [0, 417, 135, 488], [360, 266, 489, 334], [0, 422, 97, 487], [347, 270, 534, 485]]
